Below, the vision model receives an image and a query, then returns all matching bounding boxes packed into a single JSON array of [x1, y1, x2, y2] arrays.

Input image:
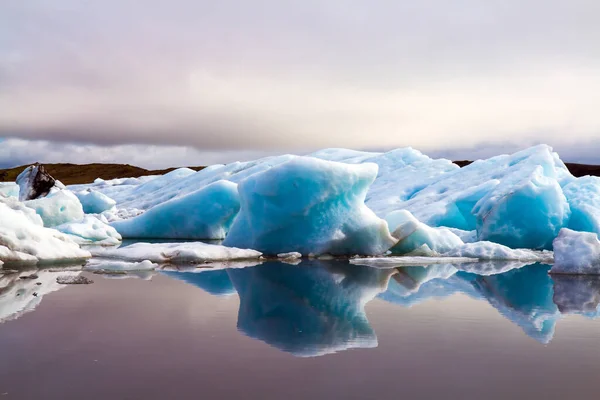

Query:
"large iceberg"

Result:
[[223, 157, 397, 256], [383, 145, 572, 249], [111, 180, 239, 240]]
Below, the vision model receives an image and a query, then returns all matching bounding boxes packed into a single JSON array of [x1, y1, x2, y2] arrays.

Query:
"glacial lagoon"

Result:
[[0, 260, 599, 399]]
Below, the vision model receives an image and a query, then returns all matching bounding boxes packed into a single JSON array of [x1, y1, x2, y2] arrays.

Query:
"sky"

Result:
[[1, 0, 600, 168]]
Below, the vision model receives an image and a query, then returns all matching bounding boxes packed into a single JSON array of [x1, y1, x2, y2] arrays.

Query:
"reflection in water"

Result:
[[0, 267, 81, 323], [553, 275, 600, 317], [161, 269, 236, 296], [228, 260, 397, 357], [464, 265, 559, 344], [2, 259, 600, 357]]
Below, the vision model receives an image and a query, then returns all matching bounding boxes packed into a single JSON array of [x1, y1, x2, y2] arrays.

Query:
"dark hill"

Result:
[[1, 160, 599, 185], [0, 163, 205, 185]]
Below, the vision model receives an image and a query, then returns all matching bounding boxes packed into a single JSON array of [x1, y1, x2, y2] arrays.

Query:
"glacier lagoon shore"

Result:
[[0, 259, 599, 399]]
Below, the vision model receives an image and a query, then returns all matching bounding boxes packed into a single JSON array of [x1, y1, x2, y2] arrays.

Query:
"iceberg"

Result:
[[74, 190, 116, 214], [0, 196, 91, 264], [223, 157, 397, 256], [550, 228, 600, 274], [111, 180, 239, 240], [385, 145, 572, 249]]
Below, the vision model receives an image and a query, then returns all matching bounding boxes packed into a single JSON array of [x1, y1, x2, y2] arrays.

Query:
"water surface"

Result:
[[0, 260, 599, 399]]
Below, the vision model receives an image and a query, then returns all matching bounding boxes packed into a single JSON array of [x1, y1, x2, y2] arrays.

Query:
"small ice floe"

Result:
[[56, 275, 94, 284], [550, 228, 600, 275], [89, 242, 262, 265], [84, 259, 158, 273]]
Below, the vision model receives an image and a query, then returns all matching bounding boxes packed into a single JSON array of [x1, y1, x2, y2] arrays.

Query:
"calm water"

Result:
[[0, 260, 599, 399]]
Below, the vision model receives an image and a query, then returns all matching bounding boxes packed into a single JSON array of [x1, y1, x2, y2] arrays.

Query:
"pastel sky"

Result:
[[1, 0, 599, 168]]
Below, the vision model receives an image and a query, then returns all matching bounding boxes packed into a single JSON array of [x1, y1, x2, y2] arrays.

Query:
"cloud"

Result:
[[0, 139, 279, 169], [1, 0, 599, 153]]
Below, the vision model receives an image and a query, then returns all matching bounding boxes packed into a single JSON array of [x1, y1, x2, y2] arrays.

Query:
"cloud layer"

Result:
[[1, 0, 599, 154]]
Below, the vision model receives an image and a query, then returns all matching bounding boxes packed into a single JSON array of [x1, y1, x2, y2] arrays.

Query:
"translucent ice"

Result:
[[111, 180, 240, 240], [550, 228, 600, 274], [223, 157, 397, 256]]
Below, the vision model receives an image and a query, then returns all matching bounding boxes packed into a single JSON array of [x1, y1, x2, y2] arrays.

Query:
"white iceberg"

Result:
[[223, 157, 397, 256], [550, 228, 600, 274], [0, 196, 91, 264], [89, 242, 262, 264], [110, 180, 239, 240]]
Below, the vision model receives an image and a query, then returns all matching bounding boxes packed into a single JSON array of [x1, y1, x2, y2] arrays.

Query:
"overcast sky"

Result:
[[1, 0, 599, 168]]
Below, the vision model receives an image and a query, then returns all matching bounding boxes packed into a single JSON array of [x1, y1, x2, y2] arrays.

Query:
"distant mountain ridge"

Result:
[[1, 160, 599, 185]]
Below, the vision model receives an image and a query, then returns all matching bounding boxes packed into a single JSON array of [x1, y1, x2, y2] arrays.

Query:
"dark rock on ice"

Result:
[[16, 163, 57, 201]]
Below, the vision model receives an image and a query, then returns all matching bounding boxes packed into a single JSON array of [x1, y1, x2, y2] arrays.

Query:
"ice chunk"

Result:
[[0, 196, 91, 264], [84, 259, 157, 272], [386, 210, 464, 255], [223, 157, 397, 256], [444, 241, 553, 262], [563, 176, 600, 235], [277, 252, 302, 260], [111, 180, 239, 240], [16, 164, 56, 201], [56, 215, 122, 245], [74, 190, 116, 214], [89, 242, 262, 264], [24, 190, 85, 227], [550, 228, 600, 274]]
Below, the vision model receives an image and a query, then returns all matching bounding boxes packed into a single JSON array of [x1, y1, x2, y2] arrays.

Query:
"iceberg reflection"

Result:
[[227, 260, 396, 357]]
